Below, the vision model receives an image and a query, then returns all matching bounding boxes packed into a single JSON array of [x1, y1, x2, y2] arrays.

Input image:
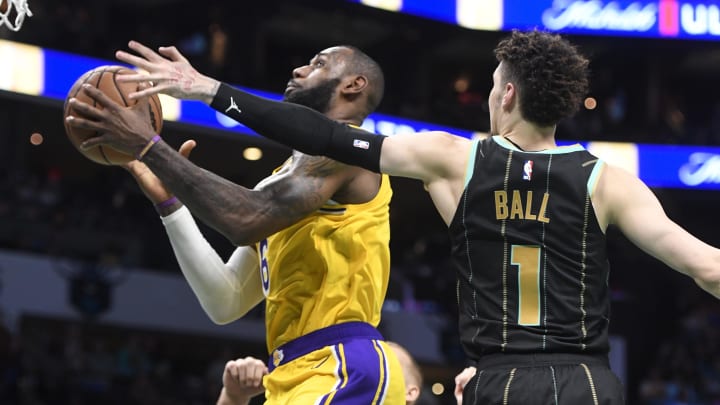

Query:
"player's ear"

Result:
[[406, 384, 420, 402], [501, 82, 516, 110], [341, 74, 368, 95]]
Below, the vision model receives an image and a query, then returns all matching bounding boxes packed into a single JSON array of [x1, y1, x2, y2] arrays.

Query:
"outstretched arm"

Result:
[[597, 164, 720, 298], [210, 86, 474, 223], [113, 41, 472, 186], [114, 42, 384, 170]]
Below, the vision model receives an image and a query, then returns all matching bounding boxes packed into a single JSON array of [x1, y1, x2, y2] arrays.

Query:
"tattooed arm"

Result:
[[141, 144, 362, 246], [63, 83, 374, 245]]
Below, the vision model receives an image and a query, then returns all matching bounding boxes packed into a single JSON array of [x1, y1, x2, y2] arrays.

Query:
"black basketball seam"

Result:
[[63, 67, 112, 165], [63, 68, 96, 118], [93, 70, 113, 165], [66, 66, 140, 166], [108, 68, 140, 165], [148, 95, 161, 133], [111, 69, 131, 107]]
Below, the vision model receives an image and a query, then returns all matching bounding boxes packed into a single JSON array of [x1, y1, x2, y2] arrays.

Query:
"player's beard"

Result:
[[283, 78, 341, 114]]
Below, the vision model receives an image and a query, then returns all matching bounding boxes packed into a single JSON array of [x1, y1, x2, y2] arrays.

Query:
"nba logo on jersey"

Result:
[[353, 139, 370, 149], [523, 160, 534, 181]]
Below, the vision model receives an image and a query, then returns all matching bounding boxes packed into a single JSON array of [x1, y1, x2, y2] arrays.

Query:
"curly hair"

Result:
[[494, 30, 589, 127]]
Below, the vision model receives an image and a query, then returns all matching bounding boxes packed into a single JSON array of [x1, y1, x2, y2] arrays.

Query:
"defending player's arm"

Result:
[[209, 83, 471, 179], [114, 42, 470, 185], [596, 164, 720, 298], [209, 84, 474, 224]]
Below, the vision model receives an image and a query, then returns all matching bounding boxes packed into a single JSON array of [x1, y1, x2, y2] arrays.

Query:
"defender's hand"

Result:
[[115, 40, 220, 103], [454, 366, 477, 405]]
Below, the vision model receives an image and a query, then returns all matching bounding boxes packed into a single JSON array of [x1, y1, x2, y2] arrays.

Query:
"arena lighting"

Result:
[[431, 382, 445, 395], [584, 97, 598, 110], [3, 39, 720, 190], [29, 132, 43, 145], [243, 147, 263, 161], [350, 0, 720, 41]]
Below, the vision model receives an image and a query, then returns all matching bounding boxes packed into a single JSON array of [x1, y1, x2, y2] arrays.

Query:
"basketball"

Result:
[[63, 65, 163, 166]]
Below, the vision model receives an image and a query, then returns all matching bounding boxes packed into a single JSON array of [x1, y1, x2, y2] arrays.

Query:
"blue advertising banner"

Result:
[[639, 144, 720, 189], [2, 39, 720, 189], [350, 0, 720, 41], [28, 41, 476, 139], [507, 0, 720, 40]]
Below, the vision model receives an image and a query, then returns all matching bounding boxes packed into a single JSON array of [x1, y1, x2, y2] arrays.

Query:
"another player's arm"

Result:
[[210, 84, 472, 223], [115, 43, 473, 206], [597, 164, 720, 298], [217, 357, 267, 405], [378, 132, 472, 224]]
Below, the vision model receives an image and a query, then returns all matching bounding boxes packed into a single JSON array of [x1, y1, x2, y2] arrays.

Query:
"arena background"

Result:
[[2, 0, 720, 403]]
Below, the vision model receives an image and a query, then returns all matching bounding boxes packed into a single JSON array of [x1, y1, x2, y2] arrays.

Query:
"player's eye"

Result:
[[314, 60, 325, 67]]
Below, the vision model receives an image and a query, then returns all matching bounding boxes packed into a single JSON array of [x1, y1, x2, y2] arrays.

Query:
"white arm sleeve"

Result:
[[161, 206, 264, 324]]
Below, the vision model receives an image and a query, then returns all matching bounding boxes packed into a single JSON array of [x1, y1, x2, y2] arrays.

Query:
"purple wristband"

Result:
[[136, 134, 162, 161], [155, 196, 178, 209]]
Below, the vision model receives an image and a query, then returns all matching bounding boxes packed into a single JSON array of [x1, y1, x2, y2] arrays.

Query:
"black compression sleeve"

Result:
[[210, 82, 385, 172]]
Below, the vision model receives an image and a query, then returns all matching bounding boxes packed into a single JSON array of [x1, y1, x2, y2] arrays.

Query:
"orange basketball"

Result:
[[63, 65, 163, 166]]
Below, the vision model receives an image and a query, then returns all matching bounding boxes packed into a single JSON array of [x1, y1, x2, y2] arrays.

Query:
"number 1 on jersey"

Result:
[[511, 245, 541, 326]]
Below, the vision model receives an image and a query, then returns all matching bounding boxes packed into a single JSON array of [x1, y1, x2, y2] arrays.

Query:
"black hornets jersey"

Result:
[[449, 136, 610, 359]]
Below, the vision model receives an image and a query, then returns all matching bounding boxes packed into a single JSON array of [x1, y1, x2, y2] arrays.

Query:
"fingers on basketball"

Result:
[[63, 65, 164, 166]]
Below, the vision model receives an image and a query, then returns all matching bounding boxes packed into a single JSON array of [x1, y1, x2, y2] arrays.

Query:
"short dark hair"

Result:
[[339, 45, 385, 115], [494, 30, 589, 127]]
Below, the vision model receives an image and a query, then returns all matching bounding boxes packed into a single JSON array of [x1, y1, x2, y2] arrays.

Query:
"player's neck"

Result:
[[323, 106, 364, 126], [500, 121, 557, 151]]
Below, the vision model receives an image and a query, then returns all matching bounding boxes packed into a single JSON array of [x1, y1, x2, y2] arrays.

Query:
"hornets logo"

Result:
[[259, 238, 270, 296]]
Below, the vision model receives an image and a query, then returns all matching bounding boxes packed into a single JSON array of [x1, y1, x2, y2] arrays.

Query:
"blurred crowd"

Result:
[[0, 316, 266, 405], [0, 167, 170, 269], [1, 287, 720, 404], [638, 302, 720, 405]]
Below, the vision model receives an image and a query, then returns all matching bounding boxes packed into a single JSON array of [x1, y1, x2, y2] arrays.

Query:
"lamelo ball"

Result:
[[63, 65, 163, 165]]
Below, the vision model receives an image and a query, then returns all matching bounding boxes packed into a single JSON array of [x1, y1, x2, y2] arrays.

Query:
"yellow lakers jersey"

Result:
[[257, 168, 392, 353]]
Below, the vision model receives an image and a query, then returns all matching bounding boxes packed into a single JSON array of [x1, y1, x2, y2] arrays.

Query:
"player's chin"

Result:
[[283, 86, 298, 97]]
